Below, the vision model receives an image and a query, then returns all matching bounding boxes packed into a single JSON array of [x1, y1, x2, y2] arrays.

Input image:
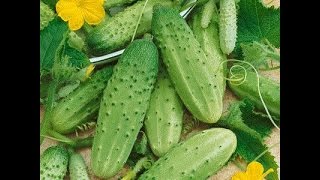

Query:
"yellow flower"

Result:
[[56, 0, 105, 31], [85, 64, 95, 79], [232, 161, 274, 180]]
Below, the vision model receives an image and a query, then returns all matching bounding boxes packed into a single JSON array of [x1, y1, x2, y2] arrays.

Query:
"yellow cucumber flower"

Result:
[[232, 161, 274, 180], [56, 0, 105, 31]]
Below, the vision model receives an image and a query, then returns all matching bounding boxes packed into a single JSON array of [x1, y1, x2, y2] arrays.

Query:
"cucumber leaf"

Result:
[[216, 100, 279, 180], [40, 17, 68, 76], [235, 0, 280, 54]]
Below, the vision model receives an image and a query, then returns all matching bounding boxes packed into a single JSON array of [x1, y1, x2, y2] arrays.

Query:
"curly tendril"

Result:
[[216, 59, 280, 131]]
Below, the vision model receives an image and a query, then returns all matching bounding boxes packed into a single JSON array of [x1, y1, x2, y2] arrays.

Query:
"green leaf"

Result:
[[42, 0, 59, 10], [133, 131, 149, 155], [236, 0, 280, 54], [234, 129, 279, 180], [217, 100, 279, 180], [40, 17, 68, 76], [64, 43, 90, 69], [241, 41, 280, 69], [217, 101, 262, 141], [240, 99, 274, 139]]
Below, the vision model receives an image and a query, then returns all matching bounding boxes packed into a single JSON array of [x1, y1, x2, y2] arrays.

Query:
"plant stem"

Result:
[[40, 80, 58, 144]]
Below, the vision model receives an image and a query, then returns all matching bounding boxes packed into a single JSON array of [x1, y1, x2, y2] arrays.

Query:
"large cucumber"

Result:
[[139, 128, 237, 179], [190, 1, 227, 99], [91, 39, 159, 178], [228, 70, 280, 118], [144, 65, 184, 157], [51, 66, 113, 134], [152, 6, 224, 123], [86, 0, 175, 56], [40, 146, 69, 180]]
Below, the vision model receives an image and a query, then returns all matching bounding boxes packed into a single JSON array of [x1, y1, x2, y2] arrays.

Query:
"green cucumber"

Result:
[[228, 70, 280, 119], [40, 146, 69, 180], [190, 1, 227, 99], [40, 1, 55, 30], [152, 6, 223, 123], [219, 0, 237, 54], [69, 153, 90, 180], [139, 128, 237, 179], [86, 0, 175, 56], [91, 39, 159, 178], [104, 0, 138, 9], [51, 66, 113, 134], [144, 65, 184, 157]]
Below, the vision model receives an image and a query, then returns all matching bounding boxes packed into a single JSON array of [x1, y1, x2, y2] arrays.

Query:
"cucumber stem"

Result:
[[121, 157, 153, 180], [40, 80, 58, 144]]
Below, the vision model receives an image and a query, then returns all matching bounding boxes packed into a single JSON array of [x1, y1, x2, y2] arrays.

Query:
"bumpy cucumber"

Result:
[[104, 0, 137, 9], [219, 0, 237, 54], [69, 153, 90, 180], [40, 146, 69, 180], [152, 6, 223, 123], [51, 66, 113, 134], [40, 1, 55, 30], [86, 0, 175, 55], [139, 128, 237, 179], [144, 65, 184, 157], [228, 70, 280, 118], [91, 39, 159, 178], [190, 2, 227, 99]]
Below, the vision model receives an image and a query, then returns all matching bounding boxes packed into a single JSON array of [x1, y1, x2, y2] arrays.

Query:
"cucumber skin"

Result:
[[40, 1, 55, 30], [219, 0, 237, 54], [228, 71, 280, 118], [152, 6, 223, 123], [91, 39, 159, 178], [104, 0, 137, 9], [40, 146, 69, 180], [87, 0, 175, 56], [144, 66, 184, 157], [139, 128, 237, 179], [190, 3, 227, 106], [51, 67, 113, 134], [69, 153, 90, 180]]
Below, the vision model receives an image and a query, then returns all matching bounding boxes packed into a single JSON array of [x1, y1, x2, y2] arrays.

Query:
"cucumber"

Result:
[[69, 153, 90, 180], [51, 66, 113, 134], [40, 1, 55, 30], [219, 0, 237, 54], [40, 146, 69, 180], [190, 1, 227, 100], [139, 128, 237, 179], [91, 39, 159, 178], [152, 6, 224, 123], [86, 0, 175, 56], [144, 65, 184, 157], [228, 70, 280, 119], [104, 0, 137, 9]]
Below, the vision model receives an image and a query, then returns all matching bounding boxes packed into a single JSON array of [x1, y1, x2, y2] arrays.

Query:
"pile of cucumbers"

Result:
[[40, 0, 280, 179]]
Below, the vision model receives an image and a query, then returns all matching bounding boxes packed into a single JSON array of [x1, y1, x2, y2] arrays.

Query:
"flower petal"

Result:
[[82, 4, 105, 25], [232, 172, 247, 180], [246, 161, 264, 179], [56, 0, 78, 21], [68, 11, 84, 31]]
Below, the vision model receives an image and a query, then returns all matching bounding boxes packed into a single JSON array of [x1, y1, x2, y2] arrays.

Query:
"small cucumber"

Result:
[[228, 70, 280, 119], [91, 39, 159, 178], [69, 153, 90, 180], [51, 66, 113, 134], [152, 6, 224, 123], [86, 0, 175, 56], [104, 0, 138, 9], [40, 146, 69, 180], [139, 128, 237, 179], [144, 65, 184, 157], [219, 0, 237, 54]]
